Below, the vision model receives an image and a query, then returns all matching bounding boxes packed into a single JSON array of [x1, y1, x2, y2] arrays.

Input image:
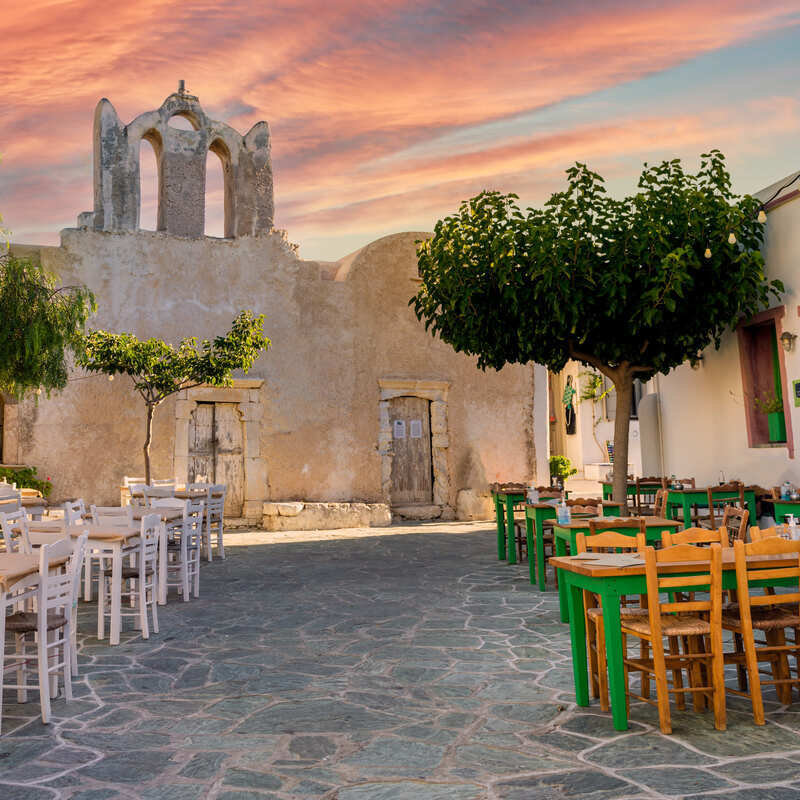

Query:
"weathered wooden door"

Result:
[[188, 402, 244, 516], [215, 404, 244, 516], [389, 396, 433, 505]]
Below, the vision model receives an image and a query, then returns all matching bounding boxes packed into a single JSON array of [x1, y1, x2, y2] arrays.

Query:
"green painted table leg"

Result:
[[555, 534, 569, 622], [565, 573, 589, 707], [599, 588, 628, 731], [536, 514, 547, 592], [747, 494, 757, 524], [506, 496, 517, 565], [682, 497, 691, 527], [525, 515, 535, 585], [495, 496, 506, 560]]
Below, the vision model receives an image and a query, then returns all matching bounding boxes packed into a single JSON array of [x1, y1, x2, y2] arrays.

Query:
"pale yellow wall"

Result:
[[7, 228, 539, 509], [657, 191, 800, 488]]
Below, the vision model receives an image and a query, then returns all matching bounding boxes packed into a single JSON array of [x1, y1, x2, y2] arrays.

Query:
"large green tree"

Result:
[[0, 252, 95, 399], [411, 151, 782, 506], [78, 311, 270, 483]]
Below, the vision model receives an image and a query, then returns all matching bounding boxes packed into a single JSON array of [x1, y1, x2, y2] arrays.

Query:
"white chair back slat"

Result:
[[140, 513, 162, 562]]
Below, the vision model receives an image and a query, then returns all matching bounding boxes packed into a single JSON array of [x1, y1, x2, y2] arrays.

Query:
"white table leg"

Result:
[[158, 525, 167, 606], [110, 545, 122, 645]]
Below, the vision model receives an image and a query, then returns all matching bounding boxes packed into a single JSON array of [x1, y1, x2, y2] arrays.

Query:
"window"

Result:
[[737, 306, 791, 451]]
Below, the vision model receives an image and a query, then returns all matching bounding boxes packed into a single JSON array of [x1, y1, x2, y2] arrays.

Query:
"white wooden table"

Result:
[[27, 521, 147, 645]]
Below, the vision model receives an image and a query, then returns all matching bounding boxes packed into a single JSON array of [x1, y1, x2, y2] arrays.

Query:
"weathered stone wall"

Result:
[[7, 228, 539, 519]]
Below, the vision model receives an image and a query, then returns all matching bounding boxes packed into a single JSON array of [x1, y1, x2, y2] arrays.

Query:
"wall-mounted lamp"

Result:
[[780, 331, 797, 352]]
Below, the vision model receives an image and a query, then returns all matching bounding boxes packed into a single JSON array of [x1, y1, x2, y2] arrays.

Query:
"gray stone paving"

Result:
[[3, 521, 800, 798]]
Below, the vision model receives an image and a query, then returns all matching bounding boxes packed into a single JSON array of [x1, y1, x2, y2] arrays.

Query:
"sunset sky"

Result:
[[2, 1, 800, 261]]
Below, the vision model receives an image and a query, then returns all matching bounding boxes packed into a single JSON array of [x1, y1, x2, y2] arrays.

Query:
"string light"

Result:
[[728, 233, 736, 244], [757, 210, 767, 223], [704, 248, 712, 259], [108, 374, 114, 381]]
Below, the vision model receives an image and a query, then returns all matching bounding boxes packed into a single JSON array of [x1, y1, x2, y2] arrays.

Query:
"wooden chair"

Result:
[[751, 526, 781, 543], [653, 489, 668, 518], [702, 483, 746, 530], [719, 506, 749, 541], [164, 500, 204, 601], [0, 510, 32, 554], [636, 477, 667, 516], [206, 484, 226, 560], [98, 514, 161, 640], [661, 526, 729, 548], [577, 530, 646, 711], [722, 537, 800, 723], [2, 533, 88, 724], [622, 542, 725, 734]]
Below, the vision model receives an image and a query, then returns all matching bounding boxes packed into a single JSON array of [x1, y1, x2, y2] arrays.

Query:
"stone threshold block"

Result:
[[262, 501, 392, 531]]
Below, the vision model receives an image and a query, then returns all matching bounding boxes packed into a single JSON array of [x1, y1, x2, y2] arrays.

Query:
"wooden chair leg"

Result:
[[651, 634, 672, 734], [743, 627, 765, 725], [668, 636, 685, 710], [774, 629, 792, 704], [687, 636, 705, 713], [640, 638, 650, 699], [733, 633, 748, 691]]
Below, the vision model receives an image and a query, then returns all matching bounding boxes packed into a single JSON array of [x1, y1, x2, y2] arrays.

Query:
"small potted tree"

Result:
[[755, 391, 786, 443], [549, 455, 577, 490]]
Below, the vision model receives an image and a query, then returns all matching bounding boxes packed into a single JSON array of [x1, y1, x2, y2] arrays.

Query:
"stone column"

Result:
[[239, 400, 266, 520]]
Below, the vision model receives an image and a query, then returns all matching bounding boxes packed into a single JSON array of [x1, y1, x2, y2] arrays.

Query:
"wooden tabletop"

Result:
[[667, 485, 758, 494], [85, 507, 183, 522], [0, 553, 67, 592], [552, 548, 795, 578], [26, 521, 140, 542], [21, 496, 47, 507], [553, 516, 679, 530]]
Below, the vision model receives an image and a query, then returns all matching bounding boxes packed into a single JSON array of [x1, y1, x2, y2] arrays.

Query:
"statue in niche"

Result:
[[563, 374, 577, 435]]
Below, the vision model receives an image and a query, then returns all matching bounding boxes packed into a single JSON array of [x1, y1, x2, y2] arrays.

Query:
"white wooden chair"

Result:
[[63, 499, 86, 526], [164, 500, 203, 601], [206, 484, 226, 560], [98, 514, 161, 640], [2, 532, 88, 724], [0, 509, 32, 554], [80, 505, 135, 602]]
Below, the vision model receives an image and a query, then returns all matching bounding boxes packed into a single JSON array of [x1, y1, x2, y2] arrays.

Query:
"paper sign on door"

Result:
[[393, 420, 406, 439], [409, 420, 423, 439]]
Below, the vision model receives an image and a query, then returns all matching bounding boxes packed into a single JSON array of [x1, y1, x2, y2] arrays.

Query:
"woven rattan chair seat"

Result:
[[587, 606, 646, 620], [621, 613, 710, 637], [722, 608, 800, 631], [120, 566, 154, 580], [6, 611, 67, 633]]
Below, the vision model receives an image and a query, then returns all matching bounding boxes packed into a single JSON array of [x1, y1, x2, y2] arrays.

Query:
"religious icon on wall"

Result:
[[563, 374, 577, 435]]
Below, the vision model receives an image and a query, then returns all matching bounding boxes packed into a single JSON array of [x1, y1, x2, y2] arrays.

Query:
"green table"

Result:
[[524, 502, 621, 590], [773, 499, 800, 524], [492, 489, 526, 564], [552, 550, 796, 731], [552, 516, 681, 622], [601, 482, 638, 502], [666, 486, 756, 526]]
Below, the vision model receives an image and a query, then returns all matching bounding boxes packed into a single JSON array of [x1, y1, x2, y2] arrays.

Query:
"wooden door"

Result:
[[389, 396, 433, 505], [188, 403, 215, 484], [215, 403, 244, 516], [187, 402, 244, 517]]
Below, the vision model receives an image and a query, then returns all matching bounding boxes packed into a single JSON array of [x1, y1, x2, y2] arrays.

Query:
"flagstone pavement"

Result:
[[4, 521, 800, 799]]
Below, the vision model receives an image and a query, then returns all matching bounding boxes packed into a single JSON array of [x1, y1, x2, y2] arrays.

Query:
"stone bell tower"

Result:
[[78, 82, 274, 238]]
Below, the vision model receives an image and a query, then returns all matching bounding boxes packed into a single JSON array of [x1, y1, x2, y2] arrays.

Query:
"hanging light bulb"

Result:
[[108, 374, 114, 381], [704, 247, 712, 259], [728, 232, 736, 244], [35, 388, 42, 395], [757, 209, 767, 223]]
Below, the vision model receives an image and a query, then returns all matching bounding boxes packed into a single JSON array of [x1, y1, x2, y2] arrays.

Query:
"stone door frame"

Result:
[[378, 378, 451, 512], [174, 379, 265, 519]]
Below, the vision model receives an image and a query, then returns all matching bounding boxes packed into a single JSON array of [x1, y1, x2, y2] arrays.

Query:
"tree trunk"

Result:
[[143, 403, 155, 485], [611, 369, 634, 513]]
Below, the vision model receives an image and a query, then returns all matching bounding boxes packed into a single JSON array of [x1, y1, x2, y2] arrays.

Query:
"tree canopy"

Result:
[[411, 151, 782, 503], [0, 252, 96, 399], [78, 310, 270, 482]]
